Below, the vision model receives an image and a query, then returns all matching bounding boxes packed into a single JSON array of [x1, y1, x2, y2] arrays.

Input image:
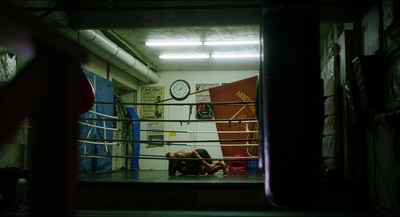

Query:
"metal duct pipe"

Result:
[[70, 30, 160, 83], [21, 1, 160, 83]]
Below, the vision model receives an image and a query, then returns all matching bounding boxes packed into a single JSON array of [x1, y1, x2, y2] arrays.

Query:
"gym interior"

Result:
[[0, 1, 399, 216]]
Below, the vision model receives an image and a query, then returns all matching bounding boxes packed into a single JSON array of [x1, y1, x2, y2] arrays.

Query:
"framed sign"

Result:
[[195, 83, 220, 119], [197, 103, 213, 119]]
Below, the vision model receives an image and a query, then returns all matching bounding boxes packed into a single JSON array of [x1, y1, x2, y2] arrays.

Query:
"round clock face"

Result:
[[170, 79, 190, 100]]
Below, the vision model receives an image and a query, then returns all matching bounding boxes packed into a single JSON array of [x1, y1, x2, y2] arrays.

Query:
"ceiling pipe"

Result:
[[20, 1, 160, 84], [64, 30, 160, 84]]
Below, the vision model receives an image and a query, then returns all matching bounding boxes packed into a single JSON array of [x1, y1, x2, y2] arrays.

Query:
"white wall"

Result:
[[82, 50, 139, 91], [1, 46, 258, 171], [137, 70, 259, 170]]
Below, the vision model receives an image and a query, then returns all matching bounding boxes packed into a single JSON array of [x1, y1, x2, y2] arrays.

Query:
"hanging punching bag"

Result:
[[79, 71, 95, 114], [260, 4, 322, 208]]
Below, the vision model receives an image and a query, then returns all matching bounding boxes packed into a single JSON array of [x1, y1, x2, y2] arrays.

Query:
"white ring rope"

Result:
[[102, 117, 108, 152], [88, 110, 119, 119], [77, 139, 258, 147], [78, 122, 258, 134], [140, 130, 258, 134], [79, 138, 257, 143], [77, 154, 259, 161], [78, 140, 122, 145], [94, 101, 255, 106], [80, 107, 259, 157], [78, 121, 119, 131], [79, 122, 257, 134], [80, 117, 257, 123]]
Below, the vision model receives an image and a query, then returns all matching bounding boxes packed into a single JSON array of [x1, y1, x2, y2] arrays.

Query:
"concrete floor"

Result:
[[2, 170, 379, 216], [76, 170, 378, 216], [78, 169, 264, 184], [77, 209, 379, 217]]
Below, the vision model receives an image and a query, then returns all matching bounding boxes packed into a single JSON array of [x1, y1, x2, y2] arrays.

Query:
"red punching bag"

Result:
[[79, 72, 95, 114]]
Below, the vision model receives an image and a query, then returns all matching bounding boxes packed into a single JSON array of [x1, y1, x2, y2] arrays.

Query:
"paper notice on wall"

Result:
[[141, 86, 164, 120], [147, 122, 164, 148], [195, 83, 220, 102]]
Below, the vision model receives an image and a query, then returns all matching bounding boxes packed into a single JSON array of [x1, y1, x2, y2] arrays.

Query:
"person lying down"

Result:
[[166, 149, 228, 176]]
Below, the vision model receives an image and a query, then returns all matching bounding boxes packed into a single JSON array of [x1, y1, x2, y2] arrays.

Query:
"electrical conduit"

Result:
[[22, 1, 160, 83], [65, 29, 160, 84]]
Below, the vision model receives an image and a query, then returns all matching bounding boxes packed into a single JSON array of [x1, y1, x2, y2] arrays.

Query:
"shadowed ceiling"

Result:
[[8, 1, 374, 73]]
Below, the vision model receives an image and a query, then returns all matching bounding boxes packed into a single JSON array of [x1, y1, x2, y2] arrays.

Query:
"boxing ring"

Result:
[[0, 2, 358, 215], [77, 100, 262, 183], [76, 100, 265, 210]]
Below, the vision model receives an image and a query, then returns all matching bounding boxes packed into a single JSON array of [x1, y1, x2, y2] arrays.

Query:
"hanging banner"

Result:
[[209, 76, 258, 157]]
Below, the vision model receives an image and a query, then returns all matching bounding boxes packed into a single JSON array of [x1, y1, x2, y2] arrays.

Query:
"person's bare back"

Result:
[[166, 149, 227, 175]]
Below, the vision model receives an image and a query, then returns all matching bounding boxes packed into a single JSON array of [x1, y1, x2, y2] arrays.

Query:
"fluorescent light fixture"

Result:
[[159, 54, 210, 59], [146, 41, 202, 46], [204, 40, 260, 46], [212, 53, 260, 58]]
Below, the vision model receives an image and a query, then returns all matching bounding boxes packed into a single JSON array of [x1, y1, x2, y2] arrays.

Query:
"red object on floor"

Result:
[[229, 154, 247, 172]]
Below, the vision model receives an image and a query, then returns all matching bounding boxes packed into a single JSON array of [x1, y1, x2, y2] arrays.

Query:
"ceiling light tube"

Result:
[[212, 53, 260, 58], [204, 40, 260, 46], [159, 54, 210, 59], [146, 41, 202, 46]]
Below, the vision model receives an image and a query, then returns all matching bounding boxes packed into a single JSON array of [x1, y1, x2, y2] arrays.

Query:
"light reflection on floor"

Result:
[[78, 169, 265, 184]]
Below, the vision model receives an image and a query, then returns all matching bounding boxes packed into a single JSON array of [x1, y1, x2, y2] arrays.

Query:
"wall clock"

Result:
[[170, 79, 190, 100]]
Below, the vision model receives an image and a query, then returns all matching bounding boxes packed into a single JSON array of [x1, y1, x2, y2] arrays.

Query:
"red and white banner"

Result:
[[209, 76, 258, 158]]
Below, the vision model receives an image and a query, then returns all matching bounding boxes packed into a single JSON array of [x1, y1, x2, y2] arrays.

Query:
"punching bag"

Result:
[[79, 71, 95, 114], [260, 4, 322, 208]]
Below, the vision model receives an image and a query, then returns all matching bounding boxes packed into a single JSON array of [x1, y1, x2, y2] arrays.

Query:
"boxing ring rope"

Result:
[[79, 109, 258, 139], [82, 110, 257, 133], [78, 121, 119, 131], [77, 140, 258, 147], [140, 130, 258, 134], [77, 154, 259, 162], [78, 138, 257, 144], [78, 122, 257, 134], [80, 117, 257, 123], [94, 101, 255, 106], [79, 101, 259, 162], [89, 110, 118, 118]]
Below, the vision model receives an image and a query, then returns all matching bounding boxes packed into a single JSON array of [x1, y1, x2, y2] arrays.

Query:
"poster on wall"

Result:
[[141, 86, 164, 147], [195, 83, 220, 119], [141, 86, 164, 119]]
